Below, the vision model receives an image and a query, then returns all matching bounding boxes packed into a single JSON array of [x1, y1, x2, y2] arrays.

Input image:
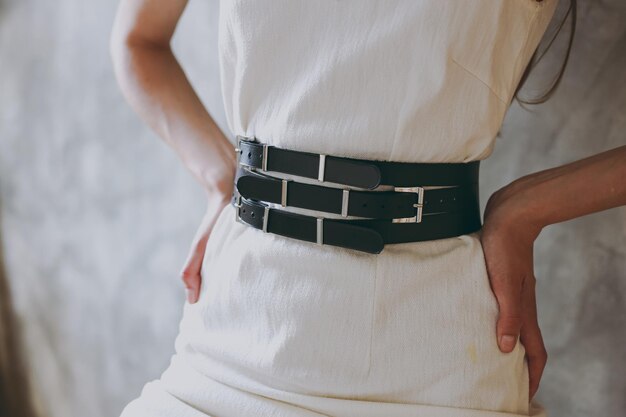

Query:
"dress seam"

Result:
[[449, 56, 508, 105]]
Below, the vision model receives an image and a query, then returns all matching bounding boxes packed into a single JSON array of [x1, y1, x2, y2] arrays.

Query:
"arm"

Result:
[[109, 0, 236, 303], [486, 145, 626, 234], [480, 145, 626, 400]]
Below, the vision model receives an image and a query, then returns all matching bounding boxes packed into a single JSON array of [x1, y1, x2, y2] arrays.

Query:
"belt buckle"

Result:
[[235, 135, 269, 171], [233, 188, 272, 232], [391, 186, 424, 223], [234, 135, 249, 167], [234, 136, 241, 166], [233, 188, 245, 225]]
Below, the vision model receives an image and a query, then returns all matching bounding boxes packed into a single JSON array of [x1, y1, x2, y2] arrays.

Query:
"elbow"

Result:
[[109, 31, 142, 99], [109, 31, 169, 70], [108, 1, 174, 79], [108, 32, 146, 87]]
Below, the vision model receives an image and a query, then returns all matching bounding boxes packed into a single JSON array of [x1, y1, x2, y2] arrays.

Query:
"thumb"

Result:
[[494, 277, 524, 353], [179, 206, 218, 304], [180, 225, 211, 304]]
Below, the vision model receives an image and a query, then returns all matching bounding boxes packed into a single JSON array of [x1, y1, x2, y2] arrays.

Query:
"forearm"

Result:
[[110, 40, 236, 198], [495, 145, 626, 232]]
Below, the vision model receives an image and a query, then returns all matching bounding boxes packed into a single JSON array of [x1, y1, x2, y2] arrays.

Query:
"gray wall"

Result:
[[0, 1, 624, 417]]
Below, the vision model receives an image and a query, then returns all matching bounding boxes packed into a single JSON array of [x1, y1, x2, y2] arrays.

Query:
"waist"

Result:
[[231, 135, 482, 254]]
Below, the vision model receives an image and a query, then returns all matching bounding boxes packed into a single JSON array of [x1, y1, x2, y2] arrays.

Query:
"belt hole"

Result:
[[247, 152, 251, 158], [251, 211, 255, 217], [242, 208, 246, 213]]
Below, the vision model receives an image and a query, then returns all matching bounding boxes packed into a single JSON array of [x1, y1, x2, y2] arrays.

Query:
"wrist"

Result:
[[485, 177, 545, 242], [194, 147, 237, 200], [202, 168, 236, 200]]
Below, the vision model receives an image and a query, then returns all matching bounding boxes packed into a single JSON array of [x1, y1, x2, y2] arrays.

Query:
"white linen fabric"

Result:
[[120, 1, 559, 416]]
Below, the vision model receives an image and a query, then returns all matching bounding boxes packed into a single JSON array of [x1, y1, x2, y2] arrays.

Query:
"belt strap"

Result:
[[236, 135, 480, 189], [232, 193, 482, 254], [235, 165, 478, 221]]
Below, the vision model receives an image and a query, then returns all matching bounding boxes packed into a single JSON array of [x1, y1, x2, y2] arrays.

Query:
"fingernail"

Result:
[[500, 335, 517, 352], [186, 289, 196, 304]]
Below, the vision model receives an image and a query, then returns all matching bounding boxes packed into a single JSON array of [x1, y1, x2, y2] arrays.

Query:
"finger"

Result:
[[180, 229, 210, 304], [520, 276, 548, 400], [491, 272, 524, 353], [179, 208, 216, 304], [521, 322, 547, 400]]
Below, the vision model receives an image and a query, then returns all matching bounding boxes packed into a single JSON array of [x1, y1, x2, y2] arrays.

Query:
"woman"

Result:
[[109, 0, 625, 416]]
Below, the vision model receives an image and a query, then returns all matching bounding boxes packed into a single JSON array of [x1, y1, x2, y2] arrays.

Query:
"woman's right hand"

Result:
[[180, 191, 232, 304], [111, 0, 238, 304]]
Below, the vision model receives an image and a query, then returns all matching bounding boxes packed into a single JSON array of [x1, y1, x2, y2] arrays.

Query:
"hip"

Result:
[[173, 203, 531, 413]]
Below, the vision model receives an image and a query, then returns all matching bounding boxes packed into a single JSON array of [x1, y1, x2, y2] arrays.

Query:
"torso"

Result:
[[217, 0, 559, 162]]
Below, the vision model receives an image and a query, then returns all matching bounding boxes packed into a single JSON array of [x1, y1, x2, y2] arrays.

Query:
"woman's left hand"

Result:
[[479, 182, 548, 401]]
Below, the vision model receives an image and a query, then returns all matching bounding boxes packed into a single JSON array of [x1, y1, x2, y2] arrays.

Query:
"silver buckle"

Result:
[[234, 147, 241, 165], [391, 186, 424, 223], [233, 189, 244, 224], [233, 189, 271, 231], [234, 135, 244, 166], [234, 136, 268, 171]]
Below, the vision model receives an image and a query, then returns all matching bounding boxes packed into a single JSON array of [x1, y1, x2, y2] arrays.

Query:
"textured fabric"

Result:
[[120, 1, 559, 416]]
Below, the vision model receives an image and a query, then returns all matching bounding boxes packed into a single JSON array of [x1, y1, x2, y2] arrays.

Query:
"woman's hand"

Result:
[[180, 191, 232, 304], [110, 0, 239, 303], [480, 182, 547, 401], [479, 145, 626, 400]]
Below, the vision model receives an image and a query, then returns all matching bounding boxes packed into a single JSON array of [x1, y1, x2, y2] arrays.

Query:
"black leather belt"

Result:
[[230, 135, 482, 254], [234, 165, 478, 220], [235, 135, 480, 188]]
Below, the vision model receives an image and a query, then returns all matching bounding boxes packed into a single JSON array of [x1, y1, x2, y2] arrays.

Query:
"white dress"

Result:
[[120, 1, 559, 416]]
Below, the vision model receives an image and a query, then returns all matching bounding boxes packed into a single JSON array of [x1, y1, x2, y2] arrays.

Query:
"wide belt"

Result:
[[235, 135, 480, 189], [230, 135, 483, 254]]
